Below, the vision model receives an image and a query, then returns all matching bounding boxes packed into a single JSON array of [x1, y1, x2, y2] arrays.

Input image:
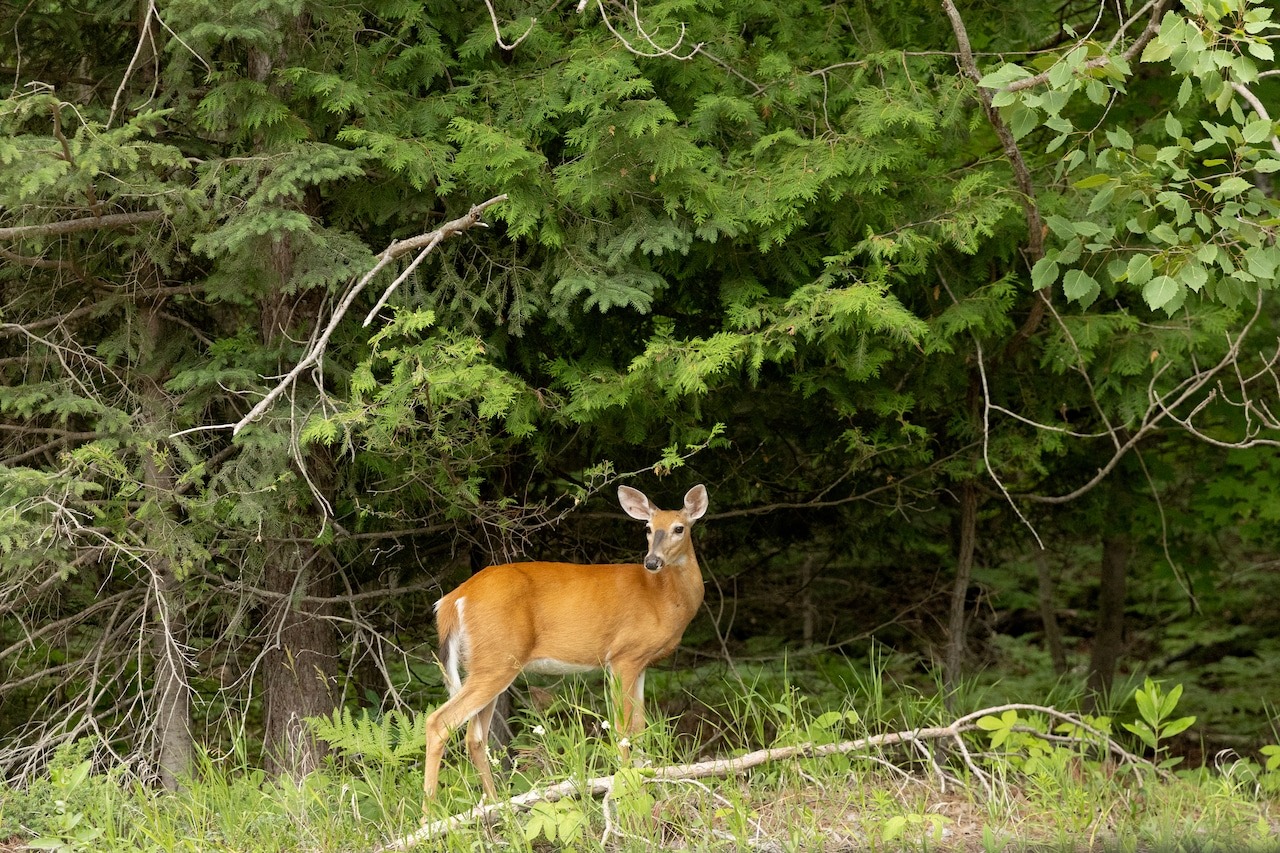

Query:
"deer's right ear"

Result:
[[618, 486, 656, 520]]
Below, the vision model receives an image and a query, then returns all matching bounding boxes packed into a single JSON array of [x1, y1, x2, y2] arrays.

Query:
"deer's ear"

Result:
[[618, 486, 656, 520], [683, 484, 708, 521]]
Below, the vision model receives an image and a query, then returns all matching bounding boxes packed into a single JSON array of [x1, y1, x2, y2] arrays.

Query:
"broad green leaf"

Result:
[[1243, 119, 1274, 144], [1126, 253, 1153, 285], [1159, 682, 1183, 719], [1208, 175, 1249, 198], [1143, 275, 1179, 310], [1106, 127, 1134, 149], [1073, 173, 1112, 190], [1057, 237, 1083, 265], [1141, 39, 1173, 63], [1008, 104, 1040, 140], [1062, 269, 1098, 303], [1045, 214, 1077, 239], [978, 62, 1035, 89], [1122, 720, 1158, 749], [1031, 257, 1059, 290], [1179, 262, 1207, 292], [1161, 715, 1196, 738]]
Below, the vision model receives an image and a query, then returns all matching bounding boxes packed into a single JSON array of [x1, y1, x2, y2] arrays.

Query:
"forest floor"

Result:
[[5, 679, 1279, 851]]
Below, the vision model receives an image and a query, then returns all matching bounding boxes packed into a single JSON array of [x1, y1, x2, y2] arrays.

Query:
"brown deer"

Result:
[[422, 484, 709, 805]]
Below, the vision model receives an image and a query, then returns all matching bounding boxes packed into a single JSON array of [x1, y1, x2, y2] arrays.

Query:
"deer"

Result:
[[422, 483, 709, 805]]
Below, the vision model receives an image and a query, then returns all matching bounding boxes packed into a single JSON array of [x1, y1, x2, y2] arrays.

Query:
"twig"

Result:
[[109, 0, 158, 126], [582, 0, 702, 60]]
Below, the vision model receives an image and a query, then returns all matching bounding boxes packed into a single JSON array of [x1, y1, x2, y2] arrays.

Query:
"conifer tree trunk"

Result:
[[149, 554, 191, 791], [256, 234, 341, 776], [262, 544, 337, 777], [140, 297, 192, 790], [142, 461, 192, 790]]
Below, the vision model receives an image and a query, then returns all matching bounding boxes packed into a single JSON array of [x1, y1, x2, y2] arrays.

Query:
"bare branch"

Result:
[[217, 194, 507, 437], [481, 0, 537, 51], [1022, 293, 1275, 504], [582, 0, 702, 60], [0, 210, 165, 241], [109, 0, 159, 126]]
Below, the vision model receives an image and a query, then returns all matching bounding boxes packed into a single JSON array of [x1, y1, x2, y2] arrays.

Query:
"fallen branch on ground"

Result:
[[375, 703, 1152, 851]]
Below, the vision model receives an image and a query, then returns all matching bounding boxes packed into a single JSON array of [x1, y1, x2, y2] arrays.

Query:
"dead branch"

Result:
[[580, 0, 702, 60], [481, 0, 536, 51], [219, 194, 507, 437], [375, 703, 1152, 851], [0, 210, 165, 240]]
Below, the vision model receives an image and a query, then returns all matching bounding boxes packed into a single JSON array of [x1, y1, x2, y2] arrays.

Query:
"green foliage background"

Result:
[[1, 0, 1279, 790]]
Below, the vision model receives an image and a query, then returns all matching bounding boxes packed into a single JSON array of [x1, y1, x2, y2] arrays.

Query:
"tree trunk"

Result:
[[1086, 526, 1130, 710], [150, 558, 191, 791], [262, 544, 338, 777], [256, 286, 340, 776], [944, 482, 979, 706], [141, 444, 191, 790], [140, 298, 192, 791], [1034, 549, 1067, 674]]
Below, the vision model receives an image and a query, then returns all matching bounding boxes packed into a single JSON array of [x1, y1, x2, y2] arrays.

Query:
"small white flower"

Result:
[[618, 737, 631, 749], [532, 724, 546, 736], [600, 720, 611, 730]]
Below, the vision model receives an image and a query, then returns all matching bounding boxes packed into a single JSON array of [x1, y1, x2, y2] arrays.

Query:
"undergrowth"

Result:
[[2, 654, 1278, 851]]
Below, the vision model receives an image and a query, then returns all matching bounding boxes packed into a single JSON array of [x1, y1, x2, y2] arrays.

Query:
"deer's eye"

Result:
[[673, 525, 685, 535], [645, 525, 653, 534]]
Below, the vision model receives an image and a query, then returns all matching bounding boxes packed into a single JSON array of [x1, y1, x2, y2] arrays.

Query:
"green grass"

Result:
[[3, 661, 1278, 851]]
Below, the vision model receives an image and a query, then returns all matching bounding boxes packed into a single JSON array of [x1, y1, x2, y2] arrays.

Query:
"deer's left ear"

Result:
[[683, 484, 708, 521]]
